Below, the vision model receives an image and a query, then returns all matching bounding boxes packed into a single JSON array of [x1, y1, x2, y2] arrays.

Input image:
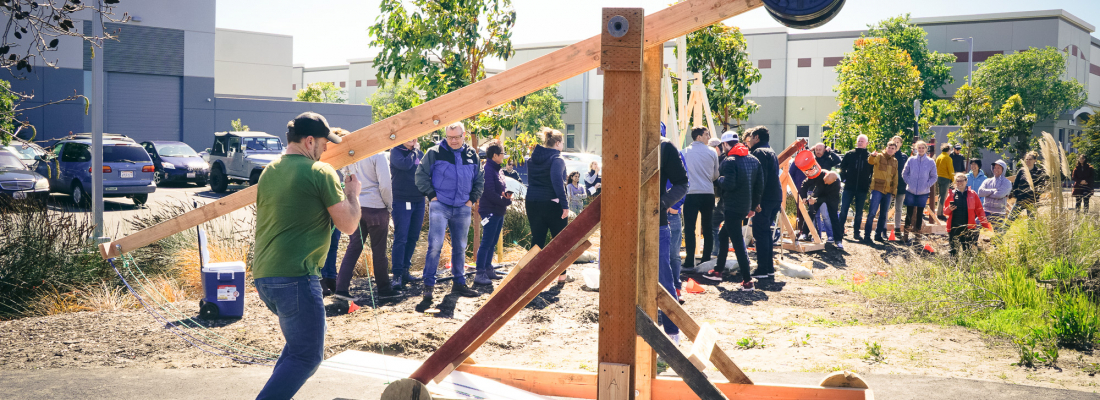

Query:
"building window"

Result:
[[1059, 128, 1065, 143], [566, 124, 576, 134], [797, 126, 809, 138], [339, 81, 346, 88], [567, 135, 575, 149], [823, 57, 843, 67], [292, 84, 296, 90], [798, 58, 811, 68], [367, 79, 378, 86], [758, 59, 771, 69], [356, 80, 362, 87]]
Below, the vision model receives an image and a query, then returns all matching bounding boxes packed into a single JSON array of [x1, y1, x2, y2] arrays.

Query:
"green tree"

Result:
[[997, 94, 1039, 160], [295, 82, 346, 104], [974, 47, 1086, 123], [230, 118, 249, 132], [824, 38, 923, 150], [866, 14, 956, 98], [947, 84, 995, 159], [366, 79, 424, 123], [679, 23, 761, 131]]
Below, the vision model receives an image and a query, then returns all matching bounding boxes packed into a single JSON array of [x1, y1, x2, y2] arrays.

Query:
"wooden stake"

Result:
[[635, 306, 729, 400], [655, 287, 752, 385], [599, 8, 645, 399], [634, 41, 663, 400]]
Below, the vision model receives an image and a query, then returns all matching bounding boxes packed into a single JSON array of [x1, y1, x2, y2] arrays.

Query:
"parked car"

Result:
[[203, 131, 284, 193], [141, 141, 210, 186], [0, 148, 49, 205], [35, 136, 157, 206], [3, 138, 46, 162], [560, 152, 602, 176], [504, 176, 527, 199]]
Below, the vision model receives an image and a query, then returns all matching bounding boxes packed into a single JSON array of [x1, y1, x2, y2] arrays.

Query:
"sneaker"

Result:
[[751, 272, 774, 279], [835, 241, 845, 250], [739, 281, 755, 291], [332, 291, 355, 302], [874, 233, 885, 242], [451, 283, 480, 298], [669, 333, 681, 346], [402, 273, 423, 283], [321, 278, 336, 297], [378, 287, 404, 298], [701, 270, 723, 281]]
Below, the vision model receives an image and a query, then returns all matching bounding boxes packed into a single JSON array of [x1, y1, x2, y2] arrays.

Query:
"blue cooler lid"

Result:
[[202, 261, 246, 273]]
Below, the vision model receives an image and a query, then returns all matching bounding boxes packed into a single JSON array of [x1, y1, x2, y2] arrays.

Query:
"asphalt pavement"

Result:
[[1, 367, 1096, 400]]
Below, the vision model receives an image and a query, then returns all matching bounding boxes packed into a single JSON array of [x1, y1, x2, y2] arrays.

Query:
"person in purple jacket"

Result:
[[389, 139, 426, 290], [473, 141, 513, 288]]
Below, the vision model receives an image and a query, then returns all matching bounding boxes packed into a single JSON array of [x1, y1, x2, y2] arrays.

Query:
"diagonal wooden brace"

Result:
[[635, 306, 728, 400], [410, 196, 603, 383], [655, 287, 753, 385]]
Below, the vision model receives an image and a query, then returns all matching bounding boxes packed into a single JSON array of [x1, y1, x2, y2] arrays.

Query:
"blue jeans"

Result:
[[815, 203, 833, 241], [657, 225, 679, 335], [254, 275, 326, 400], [840, 187, 868, 235], [667, 211, 683, 290], [474, 212, 505, 284], [750, 203, 780, 275], [320, 230, 340, 280], [424, 200, 472, 287], [391, 199, 426, 279], [864, 191, 893, 237]]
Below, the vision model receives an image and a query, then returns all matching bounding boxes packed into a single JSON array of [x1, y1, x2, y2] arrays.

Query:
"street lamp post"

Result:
[[952, 37, 974, 85]]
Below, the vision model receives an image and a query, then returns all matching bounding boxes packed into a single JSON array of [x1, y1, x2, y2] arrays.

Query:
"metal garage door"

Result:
[[105, 72, 181, 142]]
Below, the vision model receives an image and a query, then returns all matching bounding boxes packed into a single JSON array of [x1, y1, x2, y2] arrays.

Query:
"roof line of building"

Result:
[[214, 27, 293, 38], [788, 30, 865, 41], [911, 9, 1094, 33]]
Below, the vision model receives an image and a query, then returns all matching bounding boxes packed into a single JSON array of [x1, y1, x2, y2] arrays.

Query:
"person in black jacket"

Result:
[[802, 171, 844, 249], [658, 138, 689, 342], [745, 126, 781, 278], [951, 144, 966, 173], [389, 139, 426, 289], [702, 136, 762, 292], [814, 143, 842, 171], [502, 158, 522, 184], [474, 141, 513, 287], [526, 128, 572, 283], [1008, 151, 1048, 221], [839, 134, 874, 240]]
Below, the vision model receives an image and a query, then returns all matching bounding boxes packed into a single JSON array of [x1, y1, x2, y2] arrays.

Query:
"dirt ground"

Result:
[[2, 228, 1099, 395]]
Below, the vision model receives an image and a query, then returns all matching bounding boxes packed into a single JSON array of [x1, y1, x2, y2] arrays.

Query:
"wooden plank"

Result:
[[98, 0, 765, 259], [635, 306, 729, 400], [687, 323, 719, 371], [599, 363, 631, 400], [409, 197, 603, 383], [455, 365, 873, 400], [488, 245, 541, 301], [694, 72, 717, 136], [779, 163, 822, 244], [447, 240, 593, 372], [634, 42, 663, 400], [655, 287, 752, 385]]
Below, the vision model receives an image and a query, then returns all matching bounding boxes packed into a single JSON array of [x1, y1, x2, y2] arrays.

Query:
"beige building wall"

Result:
[[214, 28, 293, 99]]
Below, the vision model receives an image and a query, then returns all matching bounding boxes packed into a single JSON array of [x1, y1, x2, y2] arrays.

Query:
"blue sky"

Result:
[[216, 0, 1100, 68]]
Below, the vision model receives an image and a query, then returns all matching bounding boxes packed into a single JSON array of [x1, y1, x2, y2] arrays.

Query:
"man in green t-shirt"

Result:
[[252, 112, 362, 399]]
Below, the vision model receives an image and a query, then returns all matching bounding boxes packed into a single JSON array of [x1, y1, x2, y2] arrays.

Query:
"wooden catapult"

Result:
[[100, 1, 869, 398]]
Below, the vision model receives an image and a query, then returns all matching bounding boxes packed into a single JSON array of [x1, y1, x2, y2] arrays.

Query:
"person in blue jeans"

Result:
[[252, 112, 362, 399], [667, 147, 687, 294], [415, 122, 485, 302], [838, 135, 873, 240], [745, 126, 781, 278], [319, 229, 341, 296], [658, 138, 689, 342], [389, 140, 426, 289], [474, 141, 513, 287], [863, 142, 899, 241]]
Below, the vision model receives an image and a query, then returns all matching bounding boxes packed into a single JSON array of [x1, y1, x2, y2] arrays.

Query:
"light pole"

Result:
[[952, 37, 973, 85]]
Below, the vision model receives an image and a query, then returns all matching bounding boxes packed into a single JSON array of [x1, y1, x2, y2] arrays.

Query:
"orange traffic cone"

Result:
[[347, 301, 360, 314], [684, 278, 706, 294], [852, 272, 867, 285], [888, 229, 897, 241], [923, 244, 935, 254]]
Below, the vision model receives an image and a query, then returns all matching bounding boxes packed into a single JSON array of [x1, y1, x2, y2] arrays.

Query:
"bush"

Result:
[[1050, 291, 1100, 348], [503, 200, 533, 249], [0, 204, 111, 317]]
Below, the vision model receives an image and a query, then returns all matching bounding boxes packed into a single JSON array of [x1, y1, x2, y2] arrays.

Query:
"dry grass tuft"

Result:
[[169, 241, 253, 297], [78, 282, 139, 311], [28, 286, 85, 316]]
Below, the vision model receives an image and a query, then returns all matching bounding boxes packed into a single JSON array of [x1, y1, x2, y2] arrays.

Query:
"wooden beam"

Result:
[[98, 0, 766, 259], [455, 365, 874, 400], [599, 363, 631, 400], [655, 286, 752, 385], [487, 245, 541, 301], [635, 306, 729, 400], [687, 323, 719, 371], [409, 197, 602, 383], [634, 41, 663, 400]]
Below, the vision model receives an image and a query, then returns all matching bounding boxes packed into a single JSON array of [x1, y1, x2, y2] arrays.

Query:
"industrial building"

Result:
[[508, 9, 1100, 155], [11, 0, 371, 152]]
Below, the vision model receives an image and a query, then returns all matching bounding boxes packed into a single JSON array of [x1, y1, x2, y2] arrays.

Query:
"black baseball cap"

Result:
[[289, 112, 341, 144]]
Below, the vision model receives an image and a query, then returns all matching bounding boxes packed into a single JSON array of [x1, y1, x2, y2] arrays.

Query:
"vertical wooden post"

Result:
[[599, 7, 644, 400], [634, 41, 662, 400]]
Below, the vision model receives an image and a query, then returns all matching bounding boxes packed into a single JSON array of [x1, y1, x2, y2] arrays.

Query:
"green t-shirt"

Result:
[[253, 154, 345, 279]]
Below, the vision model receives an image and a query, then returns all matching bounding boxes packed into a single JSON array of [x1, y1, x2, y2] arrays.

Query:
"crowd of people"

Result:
[[244, 111, 1096, 398]]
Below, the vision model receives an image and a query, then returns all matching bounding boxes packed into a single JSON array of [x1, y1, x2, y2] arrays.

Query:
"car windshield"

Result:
[[4, 144, 38, 160], [104, 145, 153, 163], [243, 137, 283, 151], [0, 151, 26, 169], [157, 143, 199, 157]]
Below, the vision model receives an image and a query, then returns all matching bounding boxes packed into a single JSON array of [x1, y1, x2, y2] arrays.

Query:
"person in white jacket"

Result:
[[976, 159, 1011, 230], [335, 148, 398, 299]]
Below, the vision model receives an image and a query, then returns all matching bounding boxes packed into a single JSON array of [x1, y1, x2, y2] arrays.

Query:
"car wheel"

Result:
[[249, 170, 262, 186], [153, 170, 164, 186], [71, 182, 90, 207], [195, 178, 208, 187], [210, 165, 228, 193], [132, 193, 148, 206]]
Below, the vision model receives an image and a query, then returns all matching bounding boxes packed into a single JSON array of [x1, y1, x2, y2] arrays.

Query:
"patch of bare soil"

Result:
[[2, 233, 1099, 394]]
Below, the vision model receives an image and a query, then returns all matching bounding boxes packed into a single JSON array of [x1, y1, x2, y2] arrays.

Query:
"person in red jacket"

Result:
[[943, 173, 992, 257]]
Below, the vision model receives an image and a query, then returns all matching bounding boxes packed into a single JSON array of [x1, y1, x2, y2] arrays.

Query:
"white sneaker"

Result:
[[669, 333, 681, 346]]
